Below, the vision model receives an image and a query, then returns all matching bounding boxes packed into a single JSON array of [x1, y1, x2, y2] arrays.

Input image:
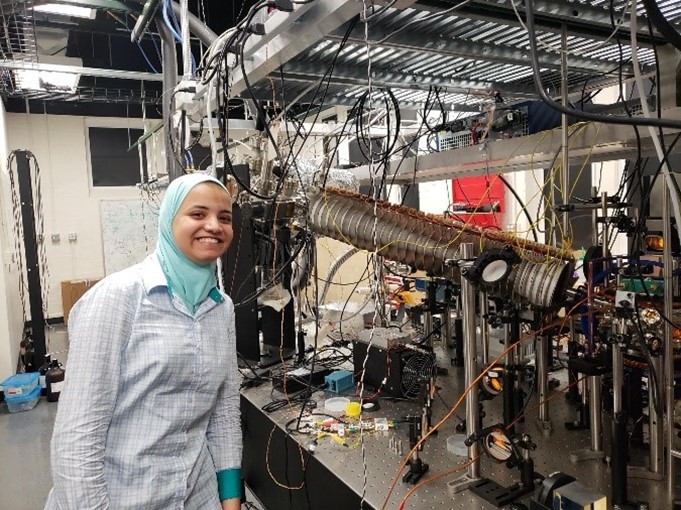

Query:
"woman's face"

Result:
[[172, 183, 233, 264]]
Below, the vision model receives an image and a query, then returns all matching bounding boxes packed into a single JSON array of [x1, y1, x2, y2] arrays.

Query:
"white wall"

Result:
[[5, 113, 157, 321], [0, 101, 24, 381]]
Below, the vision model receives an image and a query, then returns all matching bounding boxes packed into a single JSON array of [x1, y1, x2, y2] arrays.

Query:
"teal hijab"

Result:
[[155, 173, 229, 314]]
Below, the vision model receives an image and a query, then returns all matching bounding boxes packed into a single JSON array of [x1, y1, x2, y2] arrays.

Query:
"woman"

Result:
[[46, 174, 242, 510]]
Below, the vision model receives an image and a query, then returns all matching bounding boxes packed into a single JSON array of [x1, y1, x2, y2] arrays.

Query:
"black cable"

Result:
[[498, 174, 539, 243], [641, 0, 681, 52], [524, 0, 681, 130], [280, 15, 359, 173]]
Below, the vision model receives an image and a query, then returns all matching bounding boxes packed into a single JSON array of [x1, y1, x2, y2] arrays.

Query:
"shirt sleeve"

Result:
[[49, 277, 135, 510], [206, 300, 242, 476]]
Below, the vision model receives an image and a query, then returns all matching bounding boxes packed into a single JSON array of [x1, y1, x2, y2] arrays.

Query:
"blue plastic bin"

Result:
[[1, 372, 39, 398], [5, 386, 40, 413]]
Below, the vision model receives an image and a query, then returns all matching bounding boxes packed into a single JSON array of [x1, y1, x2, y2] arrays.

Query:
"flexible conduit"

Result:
[[308, 188, 574, 308]]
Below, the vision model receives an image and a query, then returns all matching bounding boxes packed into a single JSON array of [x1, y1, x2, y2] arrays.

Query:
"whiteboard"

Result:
[[100, 200, 158, 275]]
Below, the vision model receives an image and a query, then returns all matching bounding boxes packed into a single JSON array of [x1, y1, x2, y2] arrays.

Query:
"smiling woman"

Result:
[[172, 183, 233, 265], [45, 173, 243, 510]]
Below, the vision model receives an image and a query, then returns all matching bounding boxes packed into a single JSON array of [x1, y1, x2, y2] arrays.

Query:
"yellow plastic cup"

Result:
[[345, 401, 361, 418]]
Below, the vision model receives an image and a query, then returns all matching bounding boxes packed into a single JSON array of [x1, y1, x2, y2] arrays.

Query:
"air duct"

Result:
[[308, 187, 574, 308]]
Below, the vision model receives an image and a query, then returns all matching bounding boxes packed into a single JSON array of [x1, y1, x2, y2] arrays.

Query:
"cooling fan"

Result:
[[353, 327, 437, 399], [401, 350, 437, 399]]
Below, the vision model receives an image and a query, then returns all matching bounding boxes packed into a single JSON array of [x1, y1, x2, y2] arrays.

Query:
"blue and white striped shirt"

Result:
[[45, 254, 241, 510]]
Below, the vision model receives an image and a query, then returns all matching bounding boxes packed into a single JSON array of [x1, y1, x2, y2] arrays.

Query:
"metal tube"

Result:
[[592, 186, 599, 245], [503, 319, 516, 431], [461, 243, 480, 479], [131, 0, 161, 43], [537, 333, 549, 422], [649, 355, 664, 475], [663, 183, 675, 493], [601, 191, 609, 258], [560, 24, 569, 236], [180, 0, 191, 77], [442, 306, 453, 349], [423, 310, 434, 349], [480, 291, 489, 365], [156, 12, 182, 180], [588, 375, 603, 452], [613, 338, 623, 415]]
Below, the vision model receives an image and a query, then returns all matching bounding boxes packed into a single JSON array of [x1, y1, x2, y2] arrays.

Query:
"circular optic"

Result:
[[480, 368, 504, 398], [484, 429, 513, 462], [481, 260, 510, 284], [641, 308, 661, 326]]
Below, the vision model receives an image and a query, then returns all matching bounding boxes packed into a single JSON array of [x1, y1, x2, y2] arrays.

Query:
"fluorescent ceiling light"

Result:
[[16, 69, 81, 93], [33, 3, 96, 19], [14, 57, 83, 93]]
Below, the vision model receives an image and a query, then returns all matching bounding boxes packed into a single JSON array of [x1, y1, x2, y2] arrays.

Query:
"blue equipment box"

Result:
[[325, 370, 355, 394]]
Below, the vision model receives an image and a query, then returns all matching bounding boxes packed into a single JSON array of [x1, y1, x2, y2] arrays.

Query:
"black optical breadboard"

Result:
[[272, 366, 334, 393]]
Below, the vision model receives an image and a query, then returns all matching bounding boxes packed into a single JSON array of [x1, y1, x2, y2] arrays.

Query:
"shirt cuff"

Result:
[[216, 468, 242, 501]]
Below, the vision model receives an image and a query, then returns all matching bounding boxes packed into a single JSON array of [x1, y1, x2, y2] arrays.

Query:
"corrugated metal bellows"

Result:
[[308, 187, 574, 308]]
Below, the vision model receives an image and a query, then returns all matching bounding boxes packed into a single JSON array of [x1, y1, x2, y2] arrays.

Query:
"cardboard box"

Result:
[[61, 278, 101, 325]]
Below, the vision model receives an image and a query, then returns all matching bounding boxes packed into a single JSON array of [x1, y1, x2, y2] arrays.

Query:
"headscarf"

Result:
[[155, 173, 229, 313]]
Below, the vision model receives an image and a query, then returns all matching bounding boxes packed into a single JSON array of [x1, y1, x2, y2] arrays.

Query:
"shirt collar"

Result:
[[141, 254, 224, 311], [141, 254, 169, 294]]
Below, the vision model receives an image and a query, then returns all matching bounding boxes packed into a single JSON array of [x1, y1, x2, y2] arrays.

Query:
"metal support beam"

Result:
[[589, 376, 603, 453], [536, 333, 552, 434], [0, 60, 162, 81], [345, 109, 681, 183], [414, 0, 663, 46], [282, 61, 537, 97], [447, 243, 481, 495], [663, 171, 677, 497], [228, 0, 368, 97], [325, 31, 635, 76], [480, 291, 489, 365]]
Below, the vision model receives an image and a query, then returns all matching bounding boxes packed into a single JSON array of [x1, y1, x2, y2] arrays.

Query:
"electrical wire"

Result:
[[524, 0, 681, 130]]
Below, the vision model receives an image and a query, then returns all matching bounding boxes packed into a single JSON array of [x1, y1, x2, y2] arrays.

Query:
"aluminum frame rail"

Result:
[[226, 0, 402, 98], [345, 108, 681, 183]]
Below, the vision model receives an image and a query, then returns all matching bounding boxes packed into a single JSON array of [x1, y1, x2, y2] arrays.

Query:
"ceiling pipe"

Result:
[[145, 0, 217, 180], [155, 9, 182, 180], [131, 0, 218, 45], [131, 0, 161, 43]]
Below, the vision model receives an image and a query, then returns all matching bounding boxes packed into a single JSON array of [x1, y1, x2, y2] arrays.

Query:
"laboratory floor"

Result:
[[0, 325, 264, 510]]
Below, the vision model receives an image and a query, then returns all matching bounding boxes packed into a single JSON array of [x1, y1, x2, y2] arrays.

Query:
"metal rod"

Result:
[[601, 191, 609, 258], [611, 332, 628, 506], [503, 318, 516, 432], [649, 355, 664, 475], [588, 375, 603, 452], [613, 332, 623, 415], [423, 310, 434, 349], [180, 0, 191, 77], [156, 12, 182, 180], [131, 0, 161, 42], [442, 306, 453, 349], [480, 291, 489, 365], [460, 243, 480, 479], [560, 24, 569, 236], [537, 333, 549, 422], [663, 182, 675, 494]]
